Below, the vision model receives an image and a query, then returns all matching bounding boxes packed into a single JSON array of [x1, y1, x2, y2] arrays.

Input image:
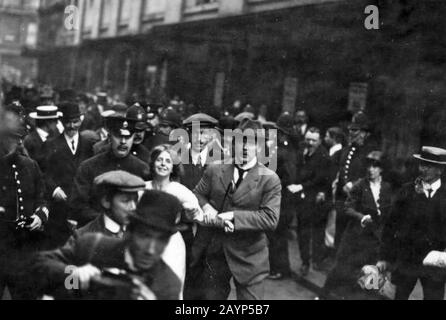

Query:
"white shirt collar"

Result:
[[103, 214, 122, 234], [64, 132, 79, 153], [191, 146, 208, 166], [423, 179, 441, 198], [36, 127, 49, 142], [329, 143, 342, 157], [239, 157, 258, 171], [233, 157, 257, 184], [124, 248, 137, 272]]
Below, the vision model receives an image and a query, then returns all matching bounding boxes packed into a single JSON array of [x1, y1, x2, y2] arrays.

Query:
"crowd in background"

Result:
[[0, 83, 445, 300]]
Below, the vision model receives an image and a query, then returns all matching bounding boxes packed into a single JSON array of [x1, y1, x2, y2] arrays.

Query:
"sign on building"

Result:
[[348, 82, 368, 113], [282, 77, 298, 114]]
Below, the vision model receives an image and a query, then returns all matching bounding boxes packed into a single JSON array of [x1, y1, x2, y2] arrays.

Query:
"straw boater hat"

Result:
[[413, 146, 446, 165], [29, 106, 63, 120]]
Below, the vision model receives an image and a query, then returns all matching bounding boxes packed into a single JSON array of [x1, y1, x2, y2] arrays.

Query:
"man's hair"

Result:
[[306, 127, 321, 136], [327, 127, 345, 144]]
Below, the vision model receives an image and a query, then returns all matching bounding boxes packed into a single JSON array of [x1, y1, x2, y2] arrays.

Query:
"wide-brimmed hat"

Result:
[[29, 106, 62, 120], [129, 190, 183, 235], [413, 146, 446, 165]]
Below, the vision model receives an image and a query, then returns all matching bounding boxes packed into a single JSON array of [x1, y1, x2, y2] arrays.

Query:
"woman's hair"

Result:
[[149, 144, 183, 181]]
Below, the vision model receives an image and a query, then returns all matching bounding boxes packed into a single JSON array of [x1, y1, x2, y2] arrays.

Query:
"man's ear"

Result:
[[100, 195, 111, 210]]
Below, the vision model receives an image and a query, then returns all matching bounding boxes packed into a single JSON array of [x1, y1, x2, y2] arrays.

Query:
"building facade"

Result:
[[0, 0, 40, 84], [37, 0, 446, 165]]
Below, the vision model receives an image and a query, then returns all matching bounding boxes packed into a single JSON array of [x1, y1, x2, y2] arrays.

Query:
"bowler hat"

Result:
[[59, 101, 82, 121], [29, 106, 62, 120], [129, 190, 183, 235], [413, 146, 446, 165]]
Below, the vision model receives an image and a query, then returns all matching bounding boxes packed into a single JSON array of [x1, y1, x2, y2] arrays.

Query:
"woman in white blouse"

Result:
[[143, 144, 203, 296]]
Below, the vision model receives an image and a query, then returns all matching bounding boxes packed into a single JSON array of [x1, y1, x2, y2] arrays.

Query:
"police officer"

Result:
[[69, 114, 150, 227], [334, 112, 378, 249], [0, 124, 49, 299]]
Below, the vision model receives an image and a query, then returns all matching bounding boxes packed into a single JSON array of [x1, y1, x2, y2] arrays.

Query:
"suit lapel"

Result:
[[219, 165, 234, 191], [233, 163, 260, 202]]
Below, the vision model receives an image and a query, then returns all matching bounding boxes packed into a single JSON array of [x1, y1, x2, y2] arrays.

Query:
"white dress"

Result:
[[143, 181, 202, 298]]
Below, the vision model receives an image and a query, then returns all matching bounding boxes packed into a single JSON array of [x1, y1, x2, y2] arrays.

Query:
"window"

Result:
[[143, 0, 166, 15], [83, 0, 95, 31], [185, 0, 217, 8], [119, 0, 132, 24], [25, 22, 38, 47], [100, 0, 113, 28]]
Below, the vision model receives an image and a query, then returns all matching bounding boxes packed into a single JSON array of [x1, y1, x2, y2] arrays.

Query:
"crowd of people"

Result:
[[1, 85, 446, 300]]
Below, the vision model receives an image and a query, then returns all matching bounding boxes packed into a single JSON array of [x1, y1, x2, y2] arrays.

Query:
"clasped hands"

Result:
[[201, 204, 234, 233]]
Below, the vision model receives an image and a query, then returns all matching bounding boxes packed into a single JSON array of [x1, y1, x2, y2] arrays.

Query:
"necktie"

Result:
[[235, 166, 247, 189], [71, 140, 76, 153], [197, 154, 202, 167]]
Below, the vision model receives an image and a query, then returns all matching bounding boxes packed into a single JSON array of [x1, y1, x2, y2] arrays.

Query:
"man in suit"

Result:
[[291, 109, 310, 148], [378, 146, 446, 300], [75, 170, 145, 239], [24, 106, 62, 167], [43, 102, 95, 247], [181, 113, 220, 299], [33, 190, 183, 300], [0, 123, 49, 299], [288, 127, 330, 275], [334, 112, 378, 249], [69, 114, 150, 227], [191, 119, 282, 300]]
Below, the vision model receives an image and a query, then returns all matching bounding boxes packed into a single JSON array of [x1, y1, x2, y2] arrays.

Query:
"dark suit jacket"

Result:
[[69, 151, 150, 226], [381, 182, 446, 280], [344, 178, 392, 241], [296, 145, 330, 200], [23, 130, 45, 167], [193, 162, 281, 285], [33, 234, 182, 300], [43, 133, 94, 198]]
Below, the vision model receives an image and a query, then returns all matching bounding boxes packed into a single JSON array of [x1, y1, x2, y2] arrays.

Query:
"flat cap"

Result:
[[94, 170, 146, 193], [183, 113, 218, 128]]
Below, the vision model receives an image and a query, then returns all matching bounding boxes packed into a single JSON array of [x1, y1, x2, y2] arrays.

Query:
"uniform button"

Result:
[[16, 180, 21, 185], [284, 141, 288, 146], [20, 206, 24, 210], [12, 165, 16, 169], [346, 160, 351, 164], [19, 197, 23, 202], [18, 189, 22, 193]]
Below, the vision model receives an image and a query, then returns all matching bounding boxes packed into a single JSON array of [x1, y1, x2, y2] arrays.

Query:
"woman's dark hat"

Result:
[[413, 146, 446, 165]]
